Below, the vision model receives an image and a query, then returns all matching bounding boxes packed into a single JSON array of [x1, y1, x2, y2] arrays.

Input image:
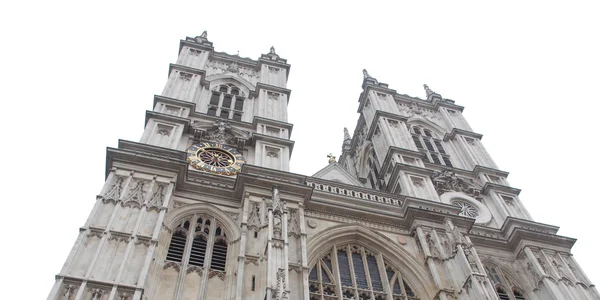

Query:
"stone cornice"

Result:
[[252, 116, 294, 137], [357, 84, 398, 113], [257, 57, 291, 80], [105, 140, 187, 178], [365, 110, 409, 141], [152, 95, 196, 111], [168, 63, 207, 85], [473, 165, 510, 178], [179, 39, 214, 53], [145, 111, 191, 130], [470, 217, 575, 252], [443, 128, 483, 142], [253, 83, 292, 102], [482, 182, 522, 196], [252, 133, 296, 156]]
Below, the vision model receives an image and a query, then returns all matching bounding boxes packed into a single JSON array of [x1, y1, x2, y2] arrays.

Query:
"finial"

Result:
[[270, 46, 276, 54], [423, 84, 434, 97], [200, 31, 207, 38], [327, 153, 336, 164], [344, 127, 351, 140], [363, 69, 371, 79]]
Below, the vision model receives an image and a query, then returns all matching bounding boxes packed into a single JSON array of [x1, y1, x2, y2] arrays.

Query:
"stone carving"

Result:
[[463, 247, 480, 272], [227, 61, 239, 73], [206, 60, 258, 79], [117, 292, 132, 300], [62, 283, 78, 300], [423, 84, 436, 97], [146, 183, 165, 211], [208, 269, 226, 280], [426, 234, 441, 259], [553, 259, 567, 279], [122, 180, 148, 208], [287, 209, 300, 238], [537, 257, 549, 275], [187, 265, 203, 276], [164, 261, 181, 272], [272, 268, 288, 300], [189, 48, 202, 56], [268, 91, 280, 101], [203, 120, 236, 145], [104, 176, 125, 203], [89, 287, 107, 300], [200, 31, 207, 39], [527, 261, 542, 284], [247, 201, 261, 231], [396, 102, 443, 124], [270, 46, 276, 55], [87, 230, 103, 239], [431, 170, 483, 200], [108, 233, 130, 243], [307, 219, 317, 229], [179, 72, 192, 81]]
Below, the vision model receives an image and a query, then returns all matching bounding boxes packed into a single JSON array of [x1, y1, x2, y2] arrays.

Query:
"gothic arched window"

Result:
[[166, 214, 229, 274], [309, 244, 420, 300], [484, 264, 528, 300], [208, 83, 245, 121], [408, 125, 453, 167]]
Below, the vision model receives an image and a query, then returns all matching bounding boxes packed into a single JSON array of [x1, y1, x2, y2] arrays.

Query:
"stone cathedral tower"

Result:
[[47, 33, 598, 300]]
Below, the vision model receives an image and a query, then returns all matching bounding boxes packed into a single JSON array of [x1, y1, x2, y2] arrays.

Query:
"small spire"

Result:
[[270, 46, 276, 54], [344, 127, 351, 140], [363, 69, 371, 79], [362, 69, 378, 84], [423, 84, 434, 97], [327, 153, 336, 164], [200, 31, 207, 38]]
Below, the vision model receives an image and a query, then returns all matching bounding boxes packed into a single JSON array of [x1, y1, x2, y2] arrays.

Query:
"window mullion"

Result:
[[346, 246, 358, 298], [203, 216, 218, 270], [376, 254, 393, 300], [331, 245, 343, 300], [217, 93, 224, 115], [360, 248, 375, 299], [181, 216, 197, 268]]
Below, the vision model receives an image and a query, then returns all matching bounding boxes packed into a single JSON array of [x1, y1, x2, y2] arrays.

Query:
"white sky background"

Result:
[[1, 0, 599, 298]]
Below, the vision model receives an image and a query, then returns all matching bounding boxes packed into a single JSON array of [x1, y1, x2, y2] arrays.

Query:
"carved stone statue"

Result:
[[270, 46, 276, 54], [431, 170, 483, 200]]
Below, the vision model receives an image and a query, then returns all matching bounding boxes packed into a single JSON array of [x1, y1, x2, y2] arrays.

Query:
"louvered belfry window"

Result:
[[408, 125, 453, 168], [309, 244, 420, 300], [166, 215, 229, 273]]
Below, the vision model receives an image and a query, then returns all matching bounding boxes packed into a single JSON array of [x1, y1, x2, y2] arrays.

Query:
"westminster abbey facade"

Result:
[[47, 32, 599, 300]]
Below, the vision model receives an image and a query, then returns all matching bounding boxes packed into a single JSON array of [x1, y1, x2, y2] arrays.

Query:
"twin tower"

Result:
[[47, 32, 598, 300]]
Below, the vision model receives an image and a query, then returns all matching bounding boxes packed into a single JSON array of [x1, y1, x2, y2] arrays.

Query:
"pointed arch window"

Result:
[[166, 214, 229, 274], [208, 84, 245, 121], [484, 264, 528, 300], [309, 244, 420, 300], [408, 125, 453, 167]]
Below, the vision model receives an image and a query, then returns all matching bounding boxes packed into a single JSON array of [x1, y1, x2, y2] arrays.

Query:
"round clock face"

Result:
[[186, 142, 245, 175]]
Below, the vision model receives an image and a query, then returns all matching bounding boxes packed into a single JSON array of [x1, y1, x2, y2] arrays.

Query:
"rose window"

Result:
[[450, 199, 480, 218]]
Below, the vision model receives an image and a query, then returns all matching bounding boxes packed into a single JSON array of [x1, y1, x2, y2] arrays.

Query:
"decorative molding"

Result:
[[163, 261, 181, 272], [146, 183, 165, 211], [122, 179, 149, 208], [103, 176, 125, 203], [431, 170, 482, 200], [187, 265, 203, 276], [208, 269, 226, 280]]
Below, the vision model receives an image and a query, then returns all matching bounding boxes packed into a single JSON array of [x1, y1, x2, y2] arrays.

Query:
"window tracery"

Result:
[[166, 214, 229, 276], [309, 244, 420, 300], [208, 84, 245, 121], [484, 264, 528, 300], [408, 125, 453, 167]]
